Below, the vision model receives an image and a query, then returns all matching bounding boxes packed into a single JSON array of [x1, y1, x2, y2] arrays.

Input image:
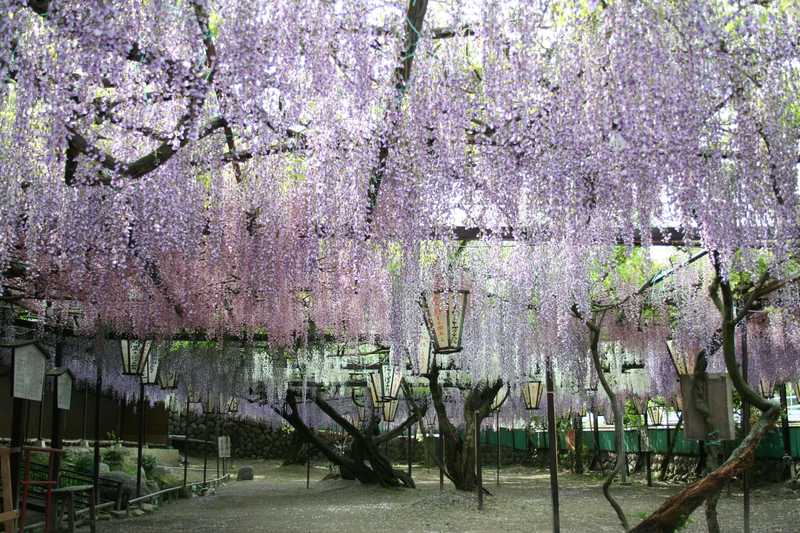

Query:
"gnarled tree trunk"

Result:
[[277, 389, 421, 488], [427, 365, 503, 491]]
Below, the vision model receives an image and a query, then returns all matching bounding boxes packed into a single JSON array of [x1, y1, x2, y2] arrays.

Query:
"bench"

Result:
[[51, 485, 95, 533]]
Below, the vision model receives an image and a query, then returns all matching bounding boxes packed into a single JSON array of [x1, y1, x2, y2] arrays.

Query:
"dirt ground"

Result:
[[97, 460, 800, 533]]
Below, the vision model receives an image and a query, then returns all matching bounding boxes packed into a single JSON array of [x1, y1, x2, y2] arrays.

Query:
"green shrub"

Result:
[[142, 454, 158, 475], [70, 453, 95, 475], [102, 447, 128, 470]]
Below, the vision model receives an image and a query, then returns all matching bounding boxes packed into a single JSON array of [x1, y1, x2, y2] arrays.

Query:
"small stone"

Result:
[[96, 513, 112, 521], [110, 510, 128, 519], [237, 465, 254, 481], [130, 509, 146, 517], [139, 503, 156, 513]]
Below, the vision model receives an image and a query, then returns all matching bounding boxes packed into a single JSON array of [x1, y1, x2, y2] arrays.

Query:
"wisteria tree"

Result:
[[2, 0, 800, 530]]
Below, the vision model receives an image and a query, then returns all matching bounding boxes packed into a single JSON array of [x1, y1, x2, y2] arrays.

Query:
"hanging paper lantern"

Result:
[[119, 339, 153, 376], [202, 392, 221, 415], [227, 397, 240, 414], [419, 290, 469, 354], [759, 377, 775, 399], [521, 380, 544, 410], [382, 398, 399, 423], [187, 384, 204, 404], [417, 329, 435, 374], [368, 363, 401, 404], [158, 368, 178, 390], [621, 351, 645, 373], [647, 404, 665, 426], [141, 353, 160, 386]]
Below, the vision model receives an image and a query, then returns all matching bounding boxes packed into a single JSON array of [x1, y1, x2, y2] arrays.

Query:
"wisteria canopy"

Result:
[[1, 0, 799, 425]]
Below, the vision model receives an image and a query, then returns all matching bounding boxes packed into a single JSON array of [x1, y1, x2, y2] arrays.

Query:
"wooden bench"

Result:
[[0, 448, 18, 533], [51, 485, 95, 533]]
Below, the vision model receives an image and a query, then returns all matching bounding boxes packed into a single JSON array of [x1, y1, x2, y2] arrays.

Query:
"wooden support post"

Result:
[[546, 359, 560, 533]]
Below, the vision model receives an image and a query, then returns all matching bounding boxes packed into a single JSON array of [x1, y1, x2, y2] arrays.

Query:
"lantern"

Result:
[[647, 404, 665, 426], [419, 289, 469, 354], [141, 353, 160, 386], [521, 380, 544, 410], [631, 395, 647, 416], [202, 392, 221, 415], [47, 368, 73, 410], [187, 384, 203, 404], [417, 329, 435, 374], [7, 342, 48, 402], [621, 351, 645, 373], [158, 368, 178, 390], [382, 398, 399, 423], [758, 377, 775, 399], [227, 397, 240, 414], [119, 339, 152, 376], [164, 394, 180, 413], [368, 363, 402, 404], [491, 385, 509, 412]]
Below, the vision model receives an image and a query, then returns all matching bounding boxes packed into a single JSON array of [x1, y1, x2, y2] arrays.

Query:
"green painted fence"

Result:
[[480, 426, 800, 459]]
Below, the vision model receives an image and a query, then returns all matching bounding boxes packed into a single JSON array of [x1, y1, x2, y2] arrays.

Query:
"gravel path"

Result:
[[97, 461, 800, 532]]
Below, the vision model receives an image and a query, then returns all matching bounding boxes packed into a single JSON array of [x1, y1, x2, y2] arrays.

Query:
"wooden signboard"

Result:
[[12, 343, 47, 402], [218, 435, 231, 459], [680, 373, 735, 441], [56, 371, 73, 410]]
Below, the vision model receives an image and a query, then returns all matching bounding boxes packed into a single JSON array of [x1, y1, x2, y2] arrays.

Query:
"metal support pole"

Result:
[[439, 432, 444, 491], [183, 396, 190, 488], [136, 380, 145, 497], [203, 415, 209, 485], [496, 411, 501, 486], [546, 358, 561, 533], [475, 412, 483, 511], [779, 384, 792, 480], [741, 320, 751, 533], [306, 452, 311, 489], [93, 357, 102, 503], [643, 409, 652, 487], [407, 424, 413, 478], [81, 386, 89, 443], [50, 341, 64, 480], [574, 414, 583, 474]]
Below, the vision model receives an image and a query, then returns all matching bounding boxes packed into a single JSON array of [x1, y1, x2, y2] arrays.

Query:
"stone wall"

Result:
[[169, 411, 301, 459]]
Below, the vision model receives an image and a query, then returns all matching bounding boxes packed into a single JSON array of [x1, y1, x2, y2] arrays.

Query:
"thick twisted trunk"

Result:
[[277, 389, 420, 488], [631, 405, 780, 533], [428, 366, 503, 491]]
